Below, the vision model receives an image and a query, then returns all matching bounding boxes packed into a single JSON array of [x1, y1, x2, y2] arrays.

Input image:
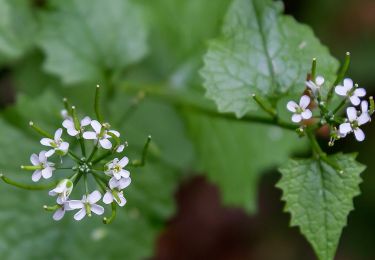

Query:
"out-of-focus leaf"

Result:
[[0, 0, 37, 63], [277, 153, 365, 260], [201, 0, 339, 117], [38, 0, 149, 85], [0, 90, 186, 259], [186, 112, 305, 212]]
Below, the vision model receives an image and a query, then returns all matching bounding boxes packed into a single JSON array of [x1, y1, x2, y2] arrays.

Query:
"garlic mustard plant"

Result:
[[1, 85, 151, 224]]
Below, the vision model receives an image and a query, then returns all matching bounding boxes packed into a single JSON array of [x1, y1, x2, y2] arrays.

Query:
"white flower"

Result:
[[63, 116, 91, 137], [52, 202, 72, 221], [69, 190, 104, 221], [82, 120, 120, 150], [105, 157, 130, 180], [339, 106, 370, 142], [286, 95, 312, 123], [116, 144, 125, 153], [49, 179, 73, 204], [60, 109, 70, 120], [40, 128, 69, 157], [361, 100, 370, 121], [103, 189, 127, 207], [335, 78, 366, 106], [30, 151, 55, 182], [306, 75, 324, 95], [109, 176, 131, 190]]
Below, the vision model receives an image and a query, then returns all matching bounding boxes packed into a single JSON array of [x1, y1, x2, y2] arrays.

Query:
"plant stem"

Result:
[[130, 135, 152, 167], [333, 99, 347, 115], [327, 52, 351, 103], [87, 145, 99, 162], [121, 84, 297, 131], [92, 151, 112, 165], [0, 173, 57, 190]]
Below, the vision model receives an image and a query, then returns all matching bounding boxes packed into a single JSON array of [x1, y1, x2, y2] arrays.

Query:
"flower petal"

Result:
[[91, 204, 104, 215], [68, 200, 84, 209], [54, 128, 63, 140], [81, 116, 91, 126], [59, 142, 69, 152], [117, 193, 127, 207], [354, 88, 366, 97], [343, 78, 353, 89], [40, 138, 53, 146], [316, 76, 325, 86], [91, 120, 102, 134], [120, 170, 130, 179], [291, 114, 302, 123], [339, 123, 352, 135], [67, 128, 79, 137], [74, 208, 86, 221], [30, 154, 39, 166], [83, 131, 97, 140], [335, 85, 349, 96], [299, 95, 310, 109], [39, 151, 47, 162], [119, 156, 129, 167], [305, 81, 317, 92], [103, 191, 113, 204], [99, 138, 112, 149], [286, 101, 298, 112], [116, 145, 125, 153], [361, 100, 369, 113], [346, 107, 357, 121], [109, 130, 120, 138], [62, 119, 74, 129], [88, 190, 102, 204], [349, 96, 361, 106], [45, 149, 55, 157], [354, 128, 365, 142], [358, 113, 370, 125], [301, 109, 312, 120], [41, 167, 53, 179], [32, 170, 42, 182], [109, 177, 118, 189], [118, 177, 131, 190], [53, 208, 65, 221]]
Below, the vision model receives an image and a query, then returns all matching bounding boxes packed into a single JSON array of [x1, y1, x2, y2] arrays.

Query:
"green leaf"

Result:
[[0, 90, 187, 259], [38, 0, 149, 85], [201, 0, 339, 117], [0, 0, 37, 63], [186, 112, 305, 212], [277, 153, 365, 260]]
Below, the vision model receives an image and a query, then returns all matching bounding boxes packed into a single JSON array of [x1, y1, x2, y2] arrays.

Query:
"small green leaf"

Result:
[[38, 0, 149, 85], [0, 0, 36, 63], [201, 0, 339, 117], [277, 153, 366, 260], [186, 112, 305, 212]]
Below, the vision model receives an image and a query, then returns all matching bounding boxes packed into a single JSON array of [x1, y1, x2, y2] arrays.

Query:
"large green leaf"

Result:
[[277, 153, 365, 260], [186, 112, 305, 212], [37, 0, 149, 85], [0, 90, 188, 259], [0, 0, 36, 63], [201, 0, 339, 117]]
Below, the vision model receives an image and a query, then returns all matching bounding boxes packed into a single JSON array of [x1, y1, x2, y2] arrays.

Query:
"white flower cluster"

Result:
[[287, 75, 373, 143], [24, 108, 131, 222]]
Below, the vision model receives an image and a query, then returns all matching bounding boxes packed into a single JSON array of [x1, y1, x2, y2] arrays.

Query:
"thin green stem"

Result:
[[79, 138, 86, 157], [91, 171, 109, 184], [0, 173, 57, 190], [84, 173, 89, 196], [95, 85, 104, 122], [327, 52, 351, 103], [333, 99, 348, 115], [121, 84, 297, 131], [29, 122, 53, 138], [91, 172, 107, 192], [87, 145, 99, 162], [92, 151, 112, 165], [130, 135, 152, 167], [311, 58, 317, 80], [252, 94, 277, 118], [103, 203, 117, 224], [68, 151, 81, 162]]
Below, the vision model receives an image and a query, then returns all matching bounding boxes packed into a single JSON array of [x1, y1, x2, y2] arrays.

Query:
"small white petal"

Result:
[[335, 85, 349, 96], [91, 120, 102, 134], [286, 101, 298, 112], [119, 157, 129, 167], [30, 154, 39, 166], [88, 190, 102, 204], [117, 194, 127, 207], [291, 114, 302, 123], [109, 177, 118, 189], [118, 177, 131, 190], [74, 208, 86, 221], [346, 107, 358, 121], [350, 96, 361, 106], [53, 208, 65, 221], [120, 170, 130, 179], [32, 170, 42, 182], [358, 113, 370, 125], [354, 128, 365, 142], [91, 204, 104, 215], [301, 109, 312, 120], [103, 191, 114, 204], [83, 131, 97, 140], [59, 142, 69, 152], [41, 167, 53, 179], [39, 151, 47, 162], [45, 149, 55, 157], [361, 101, 369, 113], [339, 123, 352, 135], [116, 145, 125, 153], [62, 119, 74, 129], [305, 81, 317, 92], [99, 138, 112, 149], [343, 78, 354, 88], [69, 200, 84, 209], [81, 116, 91, 126], [54, 128, 63, 140], [109, 130, 120, 137], [40, 138, 53, 146], [299, 95, 310, 109], [354, 88, 366, 97], [67, 128, 79, 136], [316, 76, 325, 86]]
